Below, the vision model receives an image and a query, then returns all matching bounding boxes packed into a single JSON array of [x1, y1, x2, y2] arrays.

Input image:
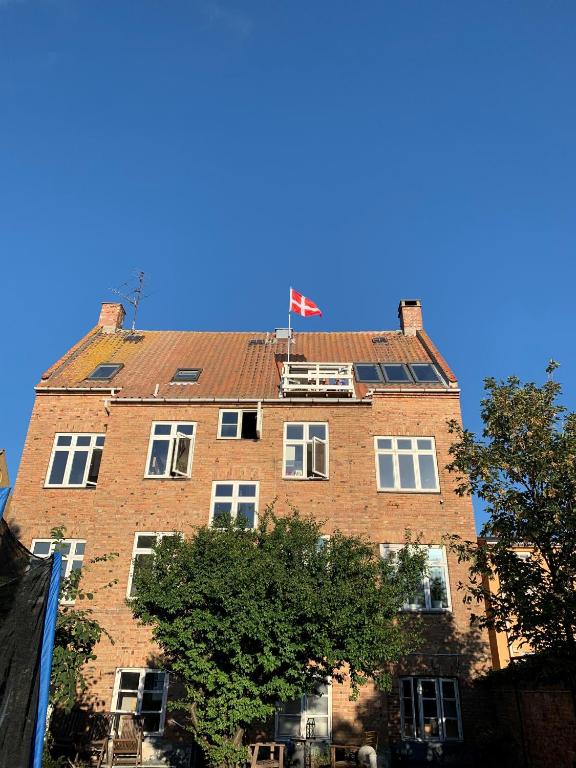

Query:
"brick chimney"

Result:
[[398, 299, 423, 336], [98, 302, 125, 333]]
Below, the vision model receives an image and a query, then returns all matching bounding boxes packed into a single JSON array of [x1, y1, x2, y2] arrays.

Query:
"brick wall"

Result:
[[10, 387, 492, 744]]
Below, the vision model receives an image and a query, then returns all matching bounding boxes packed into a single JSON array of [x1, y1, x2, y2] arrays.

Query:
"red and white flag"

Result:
[[289, 288, 323, 318]]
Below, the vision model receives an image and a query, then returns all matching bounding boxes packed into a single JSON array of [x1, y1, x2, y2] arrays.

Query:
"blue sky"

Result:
[[1, 1, 575, 531]]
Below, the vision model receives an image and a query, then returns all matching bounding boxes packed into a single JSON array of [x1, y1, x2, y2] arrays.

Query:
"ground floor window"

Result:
[[276, 683, 331, 740], [112, 668, 169, 734], [400, 677, 462, 741]]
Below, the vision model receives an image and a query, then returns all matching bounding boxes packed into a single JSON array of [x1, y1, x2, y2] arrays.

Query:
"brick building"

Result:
[[10, 299, 492, 762]]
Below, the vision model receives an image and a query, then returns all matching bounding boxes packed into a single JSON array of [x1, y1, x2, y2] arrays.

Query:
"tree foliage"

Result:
[[131, 507, 425, 768], [447, 362, 576, 655]]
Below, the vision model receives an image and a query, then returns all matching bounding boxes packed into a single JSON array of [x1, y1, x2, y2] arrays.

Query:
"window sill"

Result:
[[142, 476, 191, 481], [43, 484, 97, 490], [401, 607, 452, 614], [283, 476, 329, 481], [376, 488, 441, 494]]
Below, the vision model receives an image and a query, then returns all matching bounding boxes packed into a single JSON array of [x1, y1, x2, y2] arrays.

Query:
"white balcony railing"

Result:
[[280, 362, 355, 397]]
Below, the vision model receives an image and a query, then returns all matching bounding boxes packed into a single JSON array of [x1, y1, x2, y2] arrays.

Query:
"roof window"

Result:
[[172, 368, 202, 383], [354, 364, 384, 383], [409, 363, 442, 383], [381, 364, 412, 383], [87, 363, 123, 381]]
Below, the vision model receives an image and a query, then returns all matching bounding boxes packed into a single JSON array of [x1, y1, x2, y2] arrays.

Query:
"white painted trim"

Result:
[[31, 538, 86, 604], [111, 667, 170, 735], [217, 409, 260, 440], [126, 532, 179, 599], [380, 544, 452, 612], [374, 436, 440, 492], [275, 681, 332, 741], [44, 433, 105, 488], [143, 422, 196, 479], [399, 677, 462, 742], [209, 481, 259, 528], [282, 422, 329, 480]]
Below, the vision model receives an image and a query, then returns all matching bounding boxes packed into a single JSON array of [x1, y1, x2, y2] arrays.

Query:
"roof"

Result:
[[36, 326, 458, 400]]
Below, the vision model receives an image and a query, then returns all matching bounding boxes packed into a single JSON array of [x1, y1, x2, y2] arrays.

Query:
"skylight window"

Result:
[[381, 364, 412, 383], [172, 369, 202, 382], [354, 364, 384, 383], [87, 363, 123, 381], [409, 364, 442, 383]]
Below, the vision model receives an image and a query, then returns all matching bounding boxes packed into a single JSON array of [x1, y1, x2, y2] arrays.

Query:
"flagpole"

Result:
[[287, 287, 291, 364]]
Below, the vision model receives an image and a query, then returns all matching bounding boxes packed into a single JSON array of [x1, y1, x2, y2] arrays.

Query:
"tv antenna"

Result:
[[110, 271, 148, 331]]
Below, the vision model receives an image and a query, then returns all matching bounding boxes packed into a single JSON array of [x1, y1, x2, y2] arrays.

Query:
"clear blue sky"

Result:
[[1, 1, 575, 531]]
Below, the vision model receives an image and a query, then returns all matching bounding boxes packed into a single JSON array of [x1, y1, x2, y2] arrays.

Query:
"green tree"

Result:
[[131, 508, 426, 768], [447, 362, 576, 655]]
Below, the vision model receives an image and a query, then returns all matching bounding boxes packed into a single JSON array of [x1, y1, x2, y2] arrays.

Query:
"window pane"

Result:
[[117, 692, 138, 711], [130, 554, 151, 597], [136, 535, 157, 549], [285, 444, 304, 476], [95, 436, 105, 447], [378, 454, 395, 489], [87, 448, 102, 485], [76, 436, 91, 446], [306, 695, 328, 715], [312, 719, 329, 738], [422, 699, 439, 718], [71, 559, 83, 572], [397, 439, 412, 450], [377, 438, 392, 450], [142, 691, 164, 712], [144, 672, 165, 691], [174, 437, 191, 475], [141, 714, 161, 732], [213, 503, 232, 522], [411, 364, 441, 383], [177, 424, 194, 435], [398, 455, 416, 488], [33, 541, 51, 556], [237, 503, 256, 528], [277, 716, 301, 738], [56, 435, 72, 446], [443, 700, 457, 718], [222, 412, 239, 425], [148, 441, 170, 475], [119, 672, 141, 691], [418, 454, 437, 489], [58, 542, 71, 555], [75, 542, 85, 554], [153, 424, 172, 435], [429, 567, 448, 607], [428, 547, 443, 562], [442, 680, 456, 699], [355, 364, 381, 382], [308, 425, 326, 440], [286, 424, 304, 440], [444, 719, 459, 739], [69, 451, 88, 484], [313, 439, 327, 477], [417, 438, 432, 450], [401, 679, 413, 698], [48, 452, 68, 485], [240, 411, 258, 440], [215, 484, 233, 497], [420, 680, 436, 698], [238, 484, 256, 497], [279, 699, 302, 715], [382, 364, 411, 382], [220, 424, 238, 438]]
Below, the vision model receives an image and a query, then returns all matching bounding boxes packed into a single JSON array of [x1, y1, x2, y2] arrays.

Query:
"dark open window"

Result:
[[87, 363, 123, 380]]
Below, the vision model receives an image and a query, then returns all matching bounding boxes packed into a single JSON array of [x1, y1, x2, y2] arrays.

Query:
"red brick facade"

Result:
[[9, 301, 492, 759]]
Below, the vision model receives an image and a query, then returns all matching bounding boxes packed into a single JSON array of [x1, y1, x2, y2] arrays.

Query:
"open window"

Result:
[[145, 423, 196, 479], [45, 434, 105, 488], [284, 423, 329, 479], [218, 408, 261, 440]]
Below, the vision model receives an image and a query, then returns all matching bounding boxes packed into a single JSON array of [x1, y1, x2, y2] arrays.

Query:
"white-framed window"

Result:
[[144, 422, 196, 479], [112, 668, 169, 734], [31, 539, 85, 604], [276, 682, 331, 740], [210, 482, 259, 528], [217, 408, 262, 440], [374, 436, 439, 491], [381, 544, 451, 611], [283, 423, 328, 479], [45, 434, 105, 488], [400, 677, 462, 742], [127, 532, 178, 598]]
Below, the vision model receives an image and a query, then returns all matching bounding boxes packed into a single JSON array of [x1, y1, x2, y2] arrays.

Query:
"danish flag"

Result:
[[289, 288, 323, 318]]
